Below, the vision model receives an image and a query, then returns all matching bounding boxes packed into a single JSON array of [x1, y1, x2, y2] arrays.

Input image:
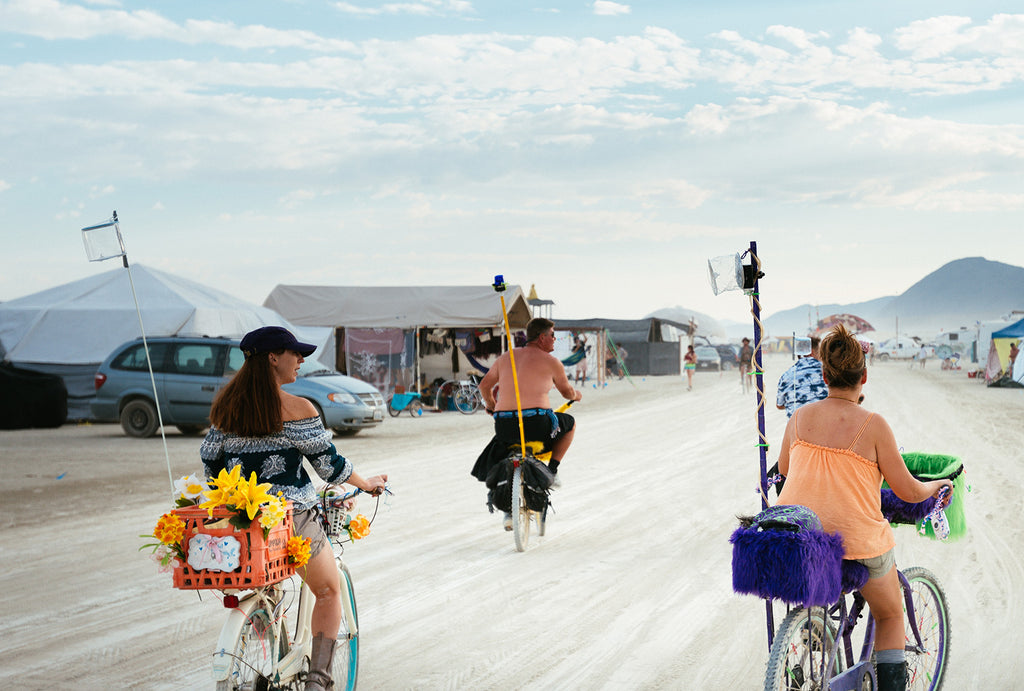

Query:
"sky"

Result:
[[1, 0, 1022, 325]]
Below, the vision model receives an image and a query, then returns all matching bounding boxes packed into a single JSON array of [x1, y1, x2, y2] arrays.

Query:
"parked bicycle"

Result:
[[212, 485, 390, 691], [434, 376, 484, 414]]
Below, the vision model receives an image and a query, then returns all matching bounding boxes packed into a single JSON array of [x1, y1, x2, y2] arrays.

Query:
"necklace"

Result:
[[826, 395, 859, 404]]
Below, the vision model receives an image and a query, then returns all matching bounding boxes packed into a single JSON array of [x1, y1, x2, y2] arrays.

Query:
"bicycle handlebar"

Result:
[[323, 485, 393, 508]]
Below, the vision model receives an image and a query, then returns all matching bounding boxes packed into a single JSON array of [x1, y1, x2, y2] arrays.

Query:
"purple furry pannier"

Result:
[[730, 505, 846, 607]]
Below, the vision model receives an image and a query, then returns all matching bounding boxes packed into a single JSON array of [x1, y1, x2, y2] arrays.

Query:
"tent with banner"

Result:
[[985, 317, 1024, 387], [0, 265, 293, 419], [263, 284, 532, 396]]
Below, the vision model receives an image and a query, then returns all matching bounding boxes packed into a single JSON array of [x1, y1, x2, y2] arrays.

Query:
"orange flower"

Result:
[[153, 513, 186, 546], [347, 514, 370, 540], [286, 535, 312, 568]]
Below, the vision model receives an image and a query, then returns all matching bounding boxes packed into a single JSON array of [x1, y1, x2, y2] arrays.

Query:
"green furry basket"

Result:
[[883, 452, 967, 541]]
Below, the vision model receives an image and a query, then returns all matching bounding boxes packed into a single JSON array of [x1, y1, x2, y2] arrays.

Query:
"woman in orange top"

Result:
[[776, 325, 951, 691]]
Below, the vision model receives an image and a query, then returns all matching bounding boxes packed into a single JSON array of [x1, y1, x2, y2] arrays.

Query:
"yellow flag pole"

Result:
[[493, 276, 528, 456]]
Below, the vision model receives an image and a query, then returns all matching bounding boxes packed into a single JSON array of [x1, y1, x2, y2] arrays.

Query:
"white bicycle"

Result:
[[212, 486, 386, 690]]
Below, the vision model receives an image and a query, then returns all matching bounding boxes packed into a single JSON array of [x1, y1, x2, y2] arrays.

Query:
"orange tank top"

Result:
[[776, 410, 895, 559]]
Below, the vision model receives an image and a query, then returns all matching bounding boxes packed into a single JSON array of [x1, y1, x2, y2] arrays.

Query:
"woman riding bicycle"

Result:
[[774, 325, 952, 691], [200, 326, 387, 691]]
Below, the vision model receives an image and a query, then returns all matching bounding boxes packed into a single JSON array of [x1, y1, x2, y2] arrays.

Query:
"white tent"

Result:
[[0, 265, 292, 418], [263, 284, 532, 330], [264, 284, 532, 395]]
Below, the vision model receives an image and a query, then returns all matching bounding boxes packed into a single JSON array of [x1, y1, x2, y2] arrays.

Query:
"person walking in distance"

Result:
[[683, 344, 697, 391], [739, 337, 754, 392]]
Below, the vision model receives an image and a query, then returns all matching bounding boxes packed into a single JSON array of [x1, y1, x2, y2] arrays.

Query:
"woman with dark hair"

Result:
[[683, 344, 697, 390], [201, 326, 387, 691], [775, 325, 952, 691]]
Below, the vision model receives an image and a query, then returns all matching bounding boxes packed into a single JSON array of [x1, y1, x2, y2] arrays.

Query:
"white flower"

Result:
[[174, 474, 206, 500]]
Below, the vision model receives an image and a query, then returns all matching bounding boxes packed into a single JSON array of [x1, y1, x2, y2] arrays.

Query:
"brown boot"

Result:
[[305, 633, 336, 691]]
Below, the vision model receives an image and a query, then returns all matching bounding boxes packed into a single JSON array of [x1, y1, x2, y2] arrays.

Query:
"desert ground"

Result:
[[2, 353, 1022, 690]]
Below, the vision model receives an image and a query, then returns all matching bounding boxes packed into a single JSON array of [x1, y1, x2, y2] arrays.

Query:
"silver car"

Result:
[[91, 336, 385, 437]]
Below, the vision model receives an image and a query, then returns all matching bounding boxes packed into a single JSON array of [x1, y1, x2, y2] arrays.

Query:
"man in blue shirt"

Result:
[[776, 336, 828, 417]]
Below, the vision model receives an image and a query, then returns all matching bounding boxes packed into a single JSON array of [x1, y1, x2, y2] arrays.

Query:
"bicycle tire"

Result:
[[764, 606, 841, 691], [453, 387, 477, 414], [407, 398, 423, 417], [215, 607, 278, 691], [333, 561, 360, 691], [902, 567, 950, 691], [511, 464, 531, 551]]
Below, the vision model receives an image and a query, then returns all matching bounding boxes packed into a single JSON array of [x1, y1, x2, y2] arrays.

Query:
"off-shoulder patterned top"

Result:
[[200, 416, 353, 511]]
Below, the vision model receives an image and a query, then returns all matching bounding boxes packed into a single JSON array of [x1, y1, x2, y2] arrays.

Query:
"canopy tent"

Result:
[[264, 285, 532, 396], [986, 318, 1024, 387], [0, 265, 293, 418], [554, 317, 695, 377], [263, 285, 531, 330]]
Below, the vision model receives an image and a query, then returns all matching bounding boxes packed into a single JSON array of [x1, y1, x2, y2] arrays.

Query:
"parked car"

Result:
[[694, 346, 722, 371], [714, 344, 740, 370], [91, 336, 386, 438]]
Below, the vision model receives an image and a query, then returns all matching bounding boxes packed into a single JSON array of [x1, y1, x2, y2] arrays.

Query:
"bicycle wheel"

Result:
[[902, 567, 950, 691], [407, 398, 424, 417], [453, 387, 477, 414], [387, 396, 403, 417], [511, 464, 531, 551], [764, 606, 840, 691], [216, 607, 278, 691], [333, 561, 360, 691]]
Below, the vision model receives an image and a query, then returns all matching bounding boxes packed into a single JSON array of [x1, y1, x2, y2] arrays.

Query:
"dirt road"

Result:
[[1, 354, 1020, 689]]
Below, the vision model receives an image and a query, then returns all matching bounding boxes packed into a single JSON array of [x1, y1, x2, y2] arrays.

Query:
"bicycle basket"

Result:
[[730, 505, 845, 607], [171, 505, 295, 590], [325, 505, 348, 539], [883, 452, 967, 540]]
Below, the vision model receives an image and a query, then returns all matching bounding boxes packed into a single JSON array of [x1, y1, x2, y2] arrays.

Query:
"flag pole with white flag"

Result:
[[81, 211, 175, 497]]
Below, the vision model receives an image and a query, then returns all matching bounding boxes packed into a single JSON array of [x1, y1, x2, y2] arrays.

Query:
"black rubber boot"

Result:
[[876, 661, 907, 691]]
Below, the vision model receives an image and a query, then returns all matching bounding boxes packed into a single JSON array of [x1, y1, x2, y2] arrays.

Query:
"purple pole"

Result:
[[747, 240, 775, 649]]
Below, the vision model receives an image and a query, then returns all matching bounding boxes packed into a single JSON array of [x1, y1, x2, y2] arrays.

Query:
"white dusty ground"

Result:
[[2, 353, 1022, 690]]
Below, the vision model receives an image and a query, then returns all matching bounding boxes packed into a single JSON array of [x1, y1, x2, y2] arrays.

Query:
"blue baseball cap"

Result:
[[239, 326, 316, 358]]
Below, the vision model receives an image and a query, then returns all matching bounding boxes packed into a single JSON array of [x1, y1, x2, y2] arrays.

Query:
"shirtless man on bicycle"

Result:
[[472, 318, 582, 525]]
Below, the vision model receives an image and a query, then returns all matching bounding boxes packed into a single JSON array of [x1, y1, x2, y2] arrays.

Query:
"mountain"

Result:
[[763, 257, 1024, 340]]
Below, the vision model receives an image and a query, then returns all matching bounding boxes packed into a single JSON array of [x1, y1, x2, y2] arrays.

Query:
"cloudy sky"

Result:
[[0, 0, 1021, 324]]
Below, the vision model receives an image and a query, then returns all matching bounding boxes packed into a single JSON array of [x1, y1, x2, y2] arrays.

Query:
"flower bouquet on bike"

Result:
[[141, 466, 312, 590]]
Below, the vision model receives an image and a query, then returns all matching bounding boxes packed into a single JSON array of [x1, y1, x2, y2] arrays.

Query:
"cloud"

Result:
[[0, 0, 357, 51], [894, 14, 1024, 59], [593, 1, 630, 16], [333, 0, 474, 17]]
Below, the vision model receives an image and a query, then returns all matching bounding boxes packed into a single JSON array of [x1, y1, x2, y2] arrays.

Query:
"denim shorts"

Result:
[[292, 507, 328, 559], [854, 547, 896, 579]]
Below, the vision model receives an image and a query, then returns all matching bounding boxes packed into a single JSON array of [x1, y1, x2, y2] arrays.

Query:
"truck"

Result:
[[876, 338, 933, 361]]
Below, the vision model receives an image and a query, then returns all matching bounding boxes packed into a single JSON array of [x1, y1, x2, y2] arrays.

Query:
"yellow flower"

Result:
[[259, 496, 287, 529], [286, 535, 312, 568], [233, 471, 276, 521], [200, 465, 242, 514], [347, 514, 370, 540], [153, 513, 186, 546]]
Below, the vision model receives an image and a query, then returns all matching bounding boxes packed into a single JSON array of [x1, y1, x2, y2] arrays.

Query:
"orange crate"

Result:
[[171, 504, 296, 590]]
